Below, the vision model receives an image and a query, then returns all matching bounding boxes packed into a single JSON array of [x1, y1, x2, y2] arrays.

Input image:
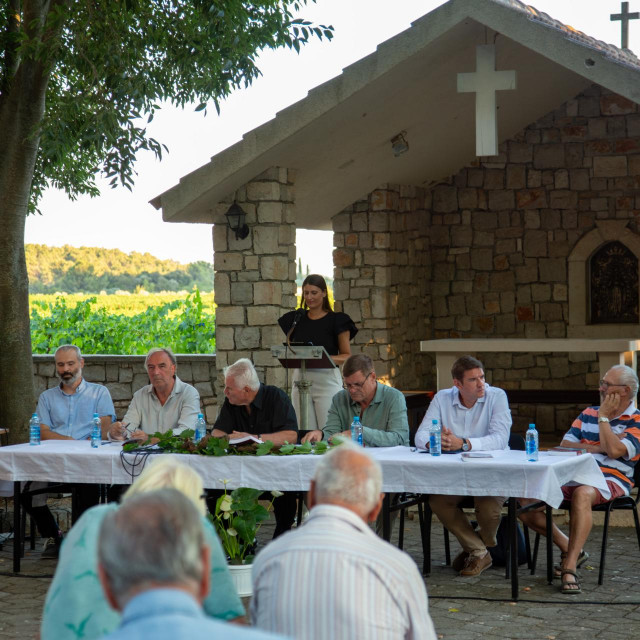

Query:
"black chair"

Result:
[[528, 460, 640, 585], [439, 433, 527, 565]]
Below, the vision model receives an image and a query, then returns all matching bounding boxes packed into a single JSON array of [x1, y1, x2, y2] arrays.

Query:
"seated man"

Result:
[[251, 441, 437, 640], [212, 358, 298, 537], [519, 364, 640, 594], [98, 488, 281, 639], [27, 344, 115, 558], [415, 355, 512, 577], [303, 354, 409, 447], [109, 347, 200, 439]]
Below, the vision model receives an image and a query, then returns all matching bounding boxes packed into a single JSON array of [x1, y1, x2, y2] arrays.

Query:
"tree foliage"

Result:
[[0, 1, 333, 210], [0, 0, 333, 443], [26, 244, 214, 293]]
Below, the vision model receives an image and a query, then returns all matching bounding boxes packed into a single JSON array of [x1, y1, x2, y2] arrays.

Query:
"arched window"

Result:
[[589, 241, 639, 324]]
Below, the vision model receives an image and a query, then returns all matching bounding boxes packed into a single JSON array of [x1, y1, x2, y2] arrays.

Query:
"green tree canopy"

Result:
[[0, 0, 333, 443]]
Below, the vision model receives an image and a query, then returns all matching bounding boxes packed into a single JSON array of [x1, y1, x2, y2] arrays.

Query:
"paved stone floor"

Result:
[[1, 505, 640, 639]]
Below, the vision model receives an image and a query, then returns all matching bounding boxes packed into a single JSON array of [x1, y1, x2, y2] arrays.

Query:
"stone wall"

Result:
[[32, 354, 219, 424], [212, 167, 297, 392], [332, 187, 433, 390]]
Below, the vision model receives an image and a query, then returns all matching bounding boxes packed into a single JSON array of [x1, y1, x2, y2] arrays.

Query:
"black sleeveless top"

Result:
[[278, 311, 358, 356]]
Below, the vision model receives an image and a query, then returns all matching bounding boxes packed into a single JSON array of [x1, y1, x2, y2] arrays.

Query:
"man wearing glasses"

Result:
[[519, 364, 640, 594], [302, 354, 409, 447]]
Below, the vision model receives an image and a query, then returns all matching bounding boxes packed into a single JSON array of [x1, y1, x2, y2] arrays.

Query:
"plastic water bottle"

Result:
[[194, 413, 206, 443], [526, 423, 539, 462], [351, 416, 363, 446], [29, 413, 41, 446], [91, 413, 101, 448], [429, 419, 441, 456]]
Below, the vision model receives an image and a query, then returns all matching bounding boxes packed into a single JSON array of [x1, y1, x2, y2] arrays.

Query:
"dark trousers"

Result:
[[207, 490, 298, 539], [20, 483, 100, 537]]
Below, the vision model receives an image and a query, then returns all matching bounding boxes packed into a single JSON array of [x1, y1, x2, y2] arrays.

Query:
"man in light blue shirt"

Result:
[[98, 488, 284, 640], [37, 345, 115, 441], [27, 344, 115, 558], [415, 355, 512, 578]]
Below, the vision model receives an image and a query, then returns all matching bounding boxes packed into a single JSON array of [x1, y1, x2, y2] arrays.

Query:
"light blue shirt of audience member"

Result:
[[103, 589, 284, 640], [36, 380, 116, 440]]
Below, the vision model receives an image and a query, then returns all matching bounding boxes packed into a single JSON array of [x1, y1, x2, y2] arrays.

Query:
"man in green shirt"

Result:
[[303, 354, 409, 447]]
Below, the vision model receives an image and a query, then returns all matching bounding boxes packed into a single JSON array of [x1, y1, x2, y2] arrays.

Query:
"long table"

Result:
[[0, 441, 608, 598]]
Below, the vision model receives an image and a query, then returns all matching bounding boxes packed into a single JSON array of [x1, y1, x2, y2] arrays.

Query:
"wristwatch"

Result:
[[598, 417, 610, 423], [462, 439, 471, 452]]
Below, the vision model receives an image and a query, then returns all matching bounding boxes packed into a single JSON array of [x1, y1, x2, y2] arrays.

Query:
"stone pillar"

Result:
[[213, 167, 297, 402], [332, 184, 431, 389]]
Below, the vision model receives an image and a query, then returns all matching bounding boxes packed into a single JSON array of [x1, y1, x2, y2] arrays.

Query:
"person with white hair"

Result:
[[41, 458, 245, 640], [520, 364, 640, 595], [109, 347, 200, 439], [211, 358, 298, 537], [97, 489, 282, 640], [251, 441, 437, 640]]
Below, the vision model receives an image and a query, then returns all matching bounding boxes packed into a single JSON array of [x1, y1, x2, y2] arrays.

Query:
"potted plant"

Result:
[[210, 482, 283, 596]]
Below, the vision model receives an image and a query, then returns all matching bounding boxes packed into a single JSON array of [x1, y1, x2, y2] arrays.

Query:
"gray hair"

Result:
[[313, 441, 382, 514], [343, 354, 374, 379], [224, 358, 260, 391], [609, 364, 639, 398], [98, 488, 204, 608], [54, 344, 82, 360], [145, 347, 177, 369]]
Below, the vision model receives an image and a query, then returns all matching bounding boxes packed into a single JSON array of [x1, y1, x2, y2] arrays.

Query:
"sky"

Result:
[[24, 0, 639, 273]]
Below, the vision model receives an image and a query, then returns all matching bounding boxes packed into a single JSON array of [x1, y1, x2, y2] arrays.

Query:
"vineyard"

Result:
[[30, 290, 215, 355]]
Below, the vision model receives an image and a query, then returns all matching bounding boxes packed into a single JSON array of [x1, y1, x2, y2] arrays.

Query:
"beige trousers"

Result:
[[429, 494, 505, 555]]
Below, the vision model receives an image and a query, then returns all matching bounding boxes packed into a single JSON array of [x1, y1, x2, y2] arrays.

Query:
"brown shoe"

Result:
[[460, 552, 492, 577], [452, 550, 469, 572]]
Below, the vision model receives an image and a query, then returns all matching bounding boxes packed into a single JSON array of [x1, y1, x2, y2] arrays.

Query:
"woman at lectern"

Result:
[[278, 274, 357, 430]]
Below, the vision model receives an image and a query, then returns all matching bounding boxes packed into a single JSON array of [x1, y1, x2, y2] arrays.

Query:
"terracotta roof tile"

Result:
[[500, 0, 640, 69]]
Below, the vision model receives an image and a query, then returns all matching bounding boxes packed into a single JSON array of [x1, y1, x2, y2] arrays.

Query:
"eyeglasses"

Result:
[[344, 372, 372, 390], [599, 379, 627, 390]]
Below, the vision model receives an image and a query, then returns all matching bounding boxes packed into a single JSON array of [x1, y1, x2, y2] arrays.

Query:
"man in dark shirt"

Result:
[[212, 358, 299, 537]]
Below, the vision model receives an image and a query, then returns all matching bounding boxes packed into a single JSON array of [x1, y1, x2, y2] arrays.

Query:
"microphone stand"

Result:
[[286, 309, 311, 431]]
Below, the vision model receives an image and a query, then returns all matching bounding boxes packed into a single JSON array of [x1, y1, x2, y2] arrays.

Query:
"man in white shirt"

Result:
[[415, 355, 512, 577], [251, 441, 437, 640], [109, 347, 200, 439]]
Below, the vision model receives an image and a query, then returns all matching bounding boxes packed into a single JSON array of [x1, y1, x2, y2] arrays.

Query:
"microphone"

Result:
[[290, 308, 307, 332]]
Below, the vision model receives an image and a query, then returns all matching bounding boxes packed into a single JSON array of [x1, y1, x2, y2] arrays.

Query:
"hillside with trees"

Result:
[[26, 244, 213, 293]]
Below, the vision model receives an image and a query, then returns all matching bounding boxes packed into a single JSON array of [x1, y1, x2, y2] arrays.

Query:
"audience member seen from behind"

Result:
[[414, 355, 512, 578], [109, 347, 200, 440], [98, 489, 283, 640], [519, 364, 640, 594], [251, 441, 437, 640], [278, 274, 357, 429], [26, 344, 116, 558], [41, 458, 245, 640]]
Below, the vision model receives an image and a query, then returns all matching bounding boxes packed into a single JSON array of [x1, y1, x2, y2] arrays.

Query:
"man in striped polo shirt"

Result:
[[519, 364, 640, 594]]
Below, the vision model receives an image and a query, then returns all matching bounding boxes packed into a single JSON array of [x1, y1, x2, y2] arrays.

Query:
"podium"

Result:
[[271, 345, 336, 430]]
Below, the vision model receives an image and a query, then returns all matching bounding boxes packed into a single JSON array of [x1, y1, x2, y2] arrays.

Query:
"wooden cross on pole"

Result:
[[611, 1, 639, 49], [457, 44, 516, 157]]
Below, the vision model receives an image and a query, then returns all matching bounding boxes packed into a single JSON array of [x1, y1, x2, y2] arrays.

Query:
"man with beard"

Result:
[[519, 365, 640, 594], [26, 344, 116, 558]]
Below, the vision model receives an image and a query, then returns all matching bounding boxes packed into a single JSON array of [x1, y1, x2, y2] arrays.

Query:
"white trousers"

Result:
[[291, 367, 343, 430]]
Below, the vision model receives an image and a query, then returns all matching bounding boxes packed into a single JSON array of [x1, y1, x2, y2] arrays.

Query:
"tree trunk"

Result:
[[0, 47, 51, 444]]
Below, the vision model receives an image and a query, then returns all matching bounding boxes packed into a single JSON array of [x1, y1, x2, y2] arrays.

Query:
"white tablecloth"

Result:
[[0, 442, 609, 508]]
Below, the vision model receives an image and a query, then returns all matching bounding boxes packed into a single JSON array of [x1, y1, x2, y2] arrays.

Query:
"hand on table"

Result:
[[229, 431, 251, 440], [301, 430, 323, 444], [440, 426, 464, 452]]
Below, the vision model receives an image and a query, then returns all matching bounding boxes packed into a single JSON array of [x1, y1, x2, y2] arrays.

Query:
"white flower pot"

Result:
[[228, 562, 253, 597]]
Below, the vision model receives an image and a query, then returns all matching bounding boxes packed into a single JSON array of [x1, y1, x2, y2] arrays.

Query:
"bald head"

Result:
[[310, 441, 383, 521]]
